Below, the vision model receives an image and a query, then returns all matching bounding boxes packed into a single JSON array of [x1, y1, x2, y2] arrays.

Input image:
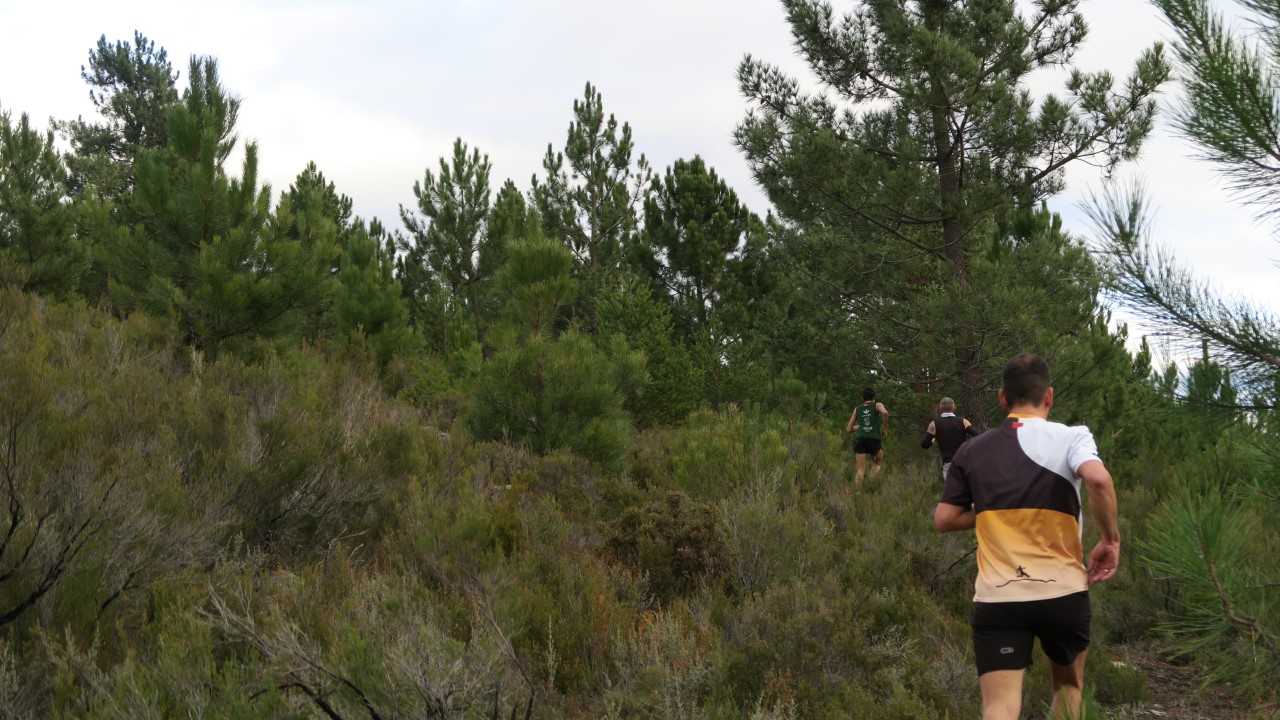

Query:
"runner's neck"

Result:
[[1006, 404, 1050, 421]]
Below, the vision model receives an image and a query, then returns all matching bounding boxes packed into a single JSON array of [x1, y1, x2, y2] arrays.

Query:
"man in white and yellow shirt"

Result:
[[933, 354, 1121, 720]]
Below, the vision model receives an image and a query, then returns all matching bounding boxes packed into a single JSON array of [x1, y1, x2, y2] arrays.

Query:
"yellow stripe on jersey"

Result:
[[974, 508, 1087, 602]]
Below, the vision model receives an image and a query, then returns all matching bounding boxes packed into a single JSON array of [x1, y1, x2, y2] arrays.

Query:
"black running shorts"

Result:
[[853, 437, 882, 455], [971, 591, 1090, 675]]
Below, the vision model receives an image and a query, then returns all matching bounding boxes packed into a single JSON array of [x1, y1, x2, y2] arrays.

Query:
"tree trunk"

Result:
[[923, 0, 987, 427], [923, 1, 966, 280]]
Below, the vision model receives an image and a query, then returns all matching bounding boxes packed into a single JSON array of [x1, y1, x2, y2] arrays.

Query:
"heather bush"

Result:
[[0, 291, 221, 648], [45, 557, 534, 719], [632, 408, 789, 500], [717, 474, 833, 596], [602, 604, 716, 720], [608, 491, 727, 603]]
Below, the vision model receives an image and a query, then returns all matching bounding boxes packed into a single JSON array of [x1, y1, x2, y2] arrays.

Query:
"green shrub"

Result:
[[634, 408, 788, 501], [0, 291, 219, 649], [709, 575, 971, 718], [469, 331, 641, 470], [47, 558, 536, 719], [609, 491, 727, 604], [385, 350, 471, 423]]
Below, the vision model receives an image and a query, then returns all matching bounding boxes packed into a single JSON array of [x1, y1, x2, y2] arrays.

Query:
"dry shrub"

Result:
[[603, 604, 715, 720]]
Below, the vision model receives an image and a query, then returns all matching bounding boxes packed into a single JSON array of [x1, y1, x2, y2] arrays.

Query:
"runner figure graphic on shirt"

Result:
[[995, 566, 1057, 588]]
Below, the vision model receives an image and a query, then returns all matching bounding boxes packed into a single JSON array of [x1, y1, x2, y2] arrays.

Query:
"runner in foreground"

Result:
[[846, 387, 890, 489], [920, 396, 979, 482], [932, 354, 1121, 720]]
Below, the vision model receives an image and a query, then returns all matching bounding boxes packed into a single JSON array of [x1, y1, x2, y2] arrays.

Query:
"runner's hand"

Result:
[[1087, 540, 1120, 585]]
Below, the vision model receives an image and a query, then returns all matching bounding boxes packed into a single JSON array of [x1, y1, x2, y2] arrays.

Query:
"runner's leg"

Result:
[[871, 447, 885, 476], [1040, 591, 1091, 719], [978, 670, 1024, 720], [854, 453, 867, 488], [1049, 651, 1087, 720]]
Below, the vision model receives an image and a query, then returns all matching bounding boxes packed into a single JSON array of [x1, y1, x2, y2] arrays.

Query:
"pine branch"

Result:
[[1087, 183, 1280, 393], [1155, 0, 1280, 214], [1200, 530, 1280, 658]]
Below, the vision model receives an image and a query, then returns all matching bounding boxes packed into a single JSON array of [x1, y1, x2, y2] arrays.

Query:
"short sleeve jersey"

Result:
[[942, 415, 1100, 603]]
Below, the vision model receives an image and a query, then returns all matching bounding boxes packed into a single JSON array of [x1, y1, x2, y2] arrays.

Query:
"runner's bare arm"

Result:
[[1078, 459, 1121, 585], [920, 420, 936, 449], [933, 502, 975, 533], [876, 402, 889, 417], [846, 413, 856, 433]]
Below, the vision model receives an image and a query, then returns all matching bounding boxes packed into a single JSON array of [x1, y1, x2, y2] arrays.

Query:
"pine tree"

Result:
[[106, 57, 333, 350], [640, 156, 762, 343], [533, 83, 651, 277], [0, 111, 87, 296], [280, 164, 413, 361], [399, 139, 505, 334], [1186, 340, 1239, 410], [737, 0, 1169, 419], [473, 233, 642, 468], [492, 230, 577, 339], [488, 179, 538, 250], [628, 156, 767, 415], [596, 272, 704, 426], [334, 219, 415, 363], [286, 161, 355, 238], [708, 218, 870, 409], [58, 32, 180, 201]]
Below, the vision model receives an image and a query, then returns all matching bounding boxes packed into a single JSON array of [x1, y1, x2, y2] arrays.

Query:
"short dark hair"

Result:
[[1002, 353, 1050, 406], [862, 387, 876, 401]]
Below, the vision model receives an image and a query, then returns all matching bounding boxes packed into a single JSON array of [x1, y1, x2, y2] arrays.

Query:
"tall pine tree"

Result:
[[399, 139, 506, 336], [737, 0, 1168, 419], [0, 111, 87, 297], [106, 57, 333, 350], [533, 83, 651, 280], [58, 32, 180, 201], [639, 156, 763, 344]]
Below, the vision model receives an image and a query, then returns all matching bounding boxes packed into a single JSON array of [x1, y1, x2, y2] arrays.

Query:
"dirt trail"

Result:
[[1112, 644, 1266, 720]]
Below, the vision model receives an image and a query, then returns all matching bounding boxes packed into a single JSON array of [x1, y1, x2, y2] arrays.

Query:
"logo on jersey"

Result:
[[995, 565, 1057, 589]]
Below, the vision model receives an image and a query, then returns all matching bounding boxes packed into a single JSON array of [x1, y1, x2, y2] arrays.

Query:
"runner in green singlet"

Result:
[[846, 387, 890, 489]]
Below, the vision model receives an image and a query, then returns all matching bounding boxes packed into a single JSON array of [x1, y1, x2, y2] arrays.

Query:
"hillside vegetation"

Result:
[[0, 288, 1273, 718]]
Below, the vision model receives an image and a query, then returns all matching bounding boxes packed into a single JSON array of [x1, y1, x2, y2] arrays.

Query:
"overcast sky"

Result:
[[2, 0, 1276, 355]]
